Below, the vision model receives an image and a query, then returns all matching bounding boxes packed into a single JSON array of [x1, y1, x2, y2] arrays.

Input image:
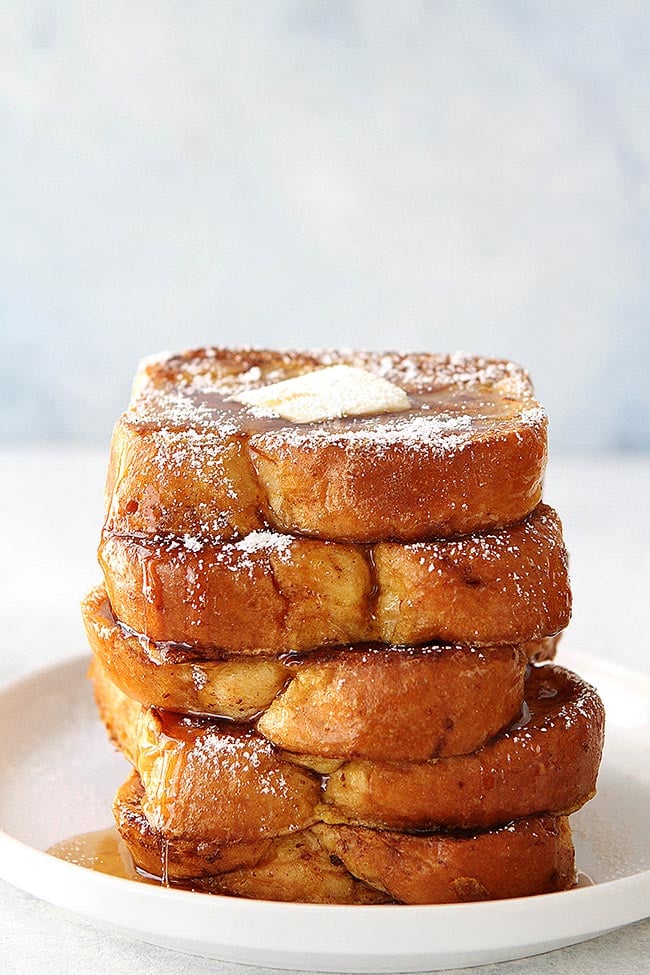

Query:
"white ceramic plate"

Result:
[[0, 650, 648, 973]]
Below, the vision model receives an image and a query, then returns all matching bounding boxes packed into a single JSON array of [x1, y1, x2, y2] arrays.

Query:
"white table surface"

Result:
[[0, 446, 648, 975]]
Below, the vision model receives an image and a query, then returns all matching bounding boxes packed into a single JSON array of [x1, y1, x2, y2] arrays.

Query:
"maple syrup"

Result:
[[47, 827, 148, 883], [47, 828, 200, 892]]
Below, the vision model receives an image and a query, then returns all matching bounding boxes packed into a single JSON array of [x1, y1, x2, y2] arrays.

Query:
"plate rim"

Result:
[[0, 652, 648, 969]]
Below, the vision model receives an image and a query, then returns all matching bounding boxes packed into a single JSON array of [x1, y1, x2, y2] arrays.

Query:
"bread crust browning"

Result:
[[114, 773, 388, 902], [87, 344, 598, 907], [251, 416, 546, 543], [83, 586, 289, 721], [99, 531, 372, 653], [114, 774, 575, 904], [105, 423, 263, 539], [137, 708, 321, 844], [312, 817, 575, 903], [89, 656, 141, 765], [210, 831, 390, 904], [99, 504, 570, 652], [92, 660, 603, 838], [322, 664, 605, 831], [85, 592, 530, 761], [107, 348, 547, 543], [114, 772, 273, 879], [90, 658, 321, 847], [376, 505, 571, 646], [256, 644, 527, 761]]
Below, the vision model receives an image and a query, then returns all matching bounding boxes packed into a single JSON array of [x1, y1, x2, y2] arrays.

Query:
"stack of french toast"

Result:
[[83, 348, 604, 904]]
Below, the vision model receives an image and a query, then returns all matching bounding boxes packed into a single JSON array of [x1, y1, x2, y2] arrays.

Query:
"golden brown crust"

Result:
[[321, 664, 605, 831], [87, 344, 596, 907], [114, 772, 273, 879], [209, 831, 392, 903], [114, 773, 388, 903], [86, 591, 529, 761], [104, 424, 263, 540], [106, 347, 547, 543], [92, 660, 604, 839], [91, 660, 321, 846], [255, 645, 527, 762], [99, 504, 570, 652], [98, 530, 373, 653], [83, 586, 289, 721], [312, 818, 575, 903], [375, 505, 571, 646], [114, 774, 575, 904], [137, 710, 321, 844], [89, 657, 141, 765]]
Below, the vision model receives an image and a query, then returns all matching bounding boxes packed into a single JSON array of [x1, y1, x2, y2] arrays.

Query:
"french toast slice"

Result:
[[309, 818, 575, 904], [319, 664, 605, 831], [99, 503, 570, 652], [105, 348, 547, 543], [84, 586, 288, 721], [91, 661, 603, 840], [86, 610, 529, 761], [138, 711, 320, 844], [114, 773, 388, 903], [114, 774, 576, 903], [90, 662, 321, 845], [254, 644, 527, 762]]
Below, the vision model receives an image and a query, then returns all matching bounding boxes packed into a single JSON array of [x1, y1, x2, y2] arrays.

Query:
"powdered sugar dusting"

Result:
[[123, 348, 540, 440], [234, 530, 293, 558], [184, 728, 293, 800], [255, 411, 477, 455]]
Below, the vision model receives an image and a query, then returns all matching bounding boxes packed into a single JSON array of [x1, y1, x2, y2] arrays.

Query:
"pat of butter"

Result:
[[230, 364, 411, 423]]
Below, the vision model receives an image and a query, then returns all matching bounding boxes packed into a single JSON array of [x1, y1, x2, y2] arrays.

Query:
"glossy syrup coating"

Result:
[[113, 773, 575, 904], [91, 660, 604, 841], [114, 773, 389, 902], [104, 348, 547, 543], [321, 664, 605, 831], [86, 604, 533, 762], [98, 503, 571, 652]]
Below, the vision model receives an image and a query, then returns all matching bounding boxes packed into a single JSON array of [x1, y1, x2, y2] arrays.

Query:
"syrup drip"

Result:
[[47, 828, 200, 892], [161, 836, 170, 888], [47, 828, 595, 897], [47, 828, 176, 890]]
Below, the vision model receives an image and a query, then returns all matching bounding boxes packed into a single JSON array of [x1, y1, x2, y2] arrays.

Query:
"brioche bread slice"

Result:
[[114, 773, 388, 903], [99, 503, 570, 653], [86, 610, 530, 761], [105, 348, 547, 543], [91, 660, 603, 840], [319, 664, 605, 831], [83, 583, 558, 729], [114, 773, 575, 904]]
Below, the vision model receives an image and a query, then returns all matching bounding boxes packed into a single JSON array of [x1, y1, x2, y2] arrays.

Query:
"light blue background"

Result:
[[1, 2, 648, 448]]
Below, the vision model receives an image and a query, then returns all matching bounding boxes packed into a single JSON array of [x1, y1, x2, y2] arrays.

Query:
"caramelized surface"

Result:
[[85, 345, 600, 907], [99, 504, 571, 652], [86, 599, 531, 761], [312, 817, 575, 904], [138, 708, 321, 843], [114, 773, 575, 904], [256, 644, 527, 761], [84, 587, 289, 720], [105, 348, 547, 542], [91, 661, 604, 839], [322, 664, 605, 831]]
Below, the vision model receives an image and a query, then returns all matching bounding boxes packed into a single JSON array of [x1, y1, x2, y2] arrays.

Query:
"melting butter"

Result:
[[230, 365, 411, 424]]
